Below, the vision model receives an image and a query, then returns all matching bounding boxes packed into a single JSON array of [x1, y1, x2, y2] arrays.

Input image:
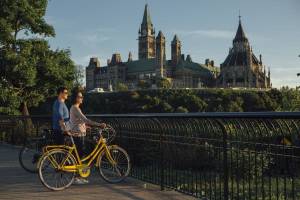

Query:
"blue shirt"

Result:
[[52, 99, 69, 130]]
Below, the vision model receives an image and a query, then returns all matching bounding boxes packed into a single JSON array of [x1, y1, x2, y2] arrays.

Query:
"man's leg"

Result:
[[53, 129, 64, 145]]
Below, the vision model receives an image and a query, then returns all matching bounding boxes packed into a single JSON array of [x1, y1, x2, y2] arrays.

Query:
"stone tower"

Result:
[[155, 31, 166, 78], [86, 57, 100, 91], [219, 16, 271, 88], [138, 4, 156, 60], [171, 35, 181, 65]]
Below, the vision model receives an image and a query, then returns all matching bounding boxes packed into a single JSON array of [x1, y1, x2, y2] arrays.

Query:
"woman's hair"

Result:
[[70, 88, 83, 105]]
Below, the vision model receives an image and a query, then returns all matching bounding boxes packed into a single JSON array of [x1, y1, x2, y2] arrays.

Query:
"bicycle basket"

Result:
[[101, 125, 116, 144], [90, 124, 116, 144]]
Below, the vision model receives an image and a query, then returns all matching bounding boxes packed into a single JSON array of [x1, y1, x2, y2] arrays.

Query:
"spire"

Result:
[[157, 30, 165, 39], [142, 4, 152, 26], [172, 34, 180, 44], [186, 55, 192, 62], [128, 51, 133, 62], [233, 15, 248, 43]]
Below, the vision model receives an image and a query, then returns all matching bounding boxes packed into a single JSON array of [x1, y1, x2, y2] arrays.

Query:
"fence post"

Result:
[[217, 119, 229, 200], [154, 118, 165, 191]]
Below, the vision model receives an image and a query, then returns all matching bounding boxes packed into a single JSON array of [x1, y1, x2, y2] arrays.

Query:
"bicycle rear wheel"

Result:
[[98, 146, 130, 183], [19, 139, 43, 173], [39, 150, 76, 191]]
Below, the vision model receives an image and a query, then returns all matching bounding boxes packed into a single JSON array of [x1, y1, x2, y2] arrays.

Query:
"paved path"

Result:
[[0, 144, 196, 200]]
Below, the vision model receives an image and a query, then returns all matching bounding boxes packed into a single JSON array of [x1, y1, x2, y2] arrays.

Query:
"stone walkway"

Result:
[[0, 143, 196, 200]]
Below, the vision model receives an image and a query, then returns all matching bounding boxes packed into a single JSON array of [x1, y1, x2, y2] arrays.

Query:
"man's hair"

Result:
[[57, 87, 68, 95]]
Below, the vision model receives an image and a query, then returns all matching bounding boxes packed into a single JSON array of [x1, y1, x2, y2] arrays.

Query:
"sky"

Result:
[[44, 0, 300, 88]]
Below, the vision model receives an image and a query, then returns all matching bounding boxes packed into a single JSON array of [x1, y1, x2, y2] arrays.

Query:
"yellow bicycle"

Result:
[[38, 125, 131, 191]]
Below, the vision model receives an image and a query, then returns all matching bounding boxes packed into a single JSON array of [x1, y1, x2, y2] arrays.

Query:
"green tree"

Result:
[[74, 65, 85, 88], [137, 80, 151, 90], [0, 0, 76, 115], [175, 106, 189, 113], [156, 78, 171, 89], [280, 87, 300, 111], [115, 83, 128, 92], [0, 83, 20, 115]]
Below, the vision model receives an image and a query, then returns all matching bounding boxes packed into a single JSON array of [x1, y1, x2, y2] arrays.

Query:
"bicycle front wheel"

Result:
[[38, 150, 76, 191], [98, 146, 130, 183]]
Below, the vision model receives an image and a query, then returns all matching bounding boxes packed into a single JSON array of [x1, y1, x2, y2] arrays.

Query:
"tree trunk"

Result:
[[21, 101, 30, 116], [21, 102, 33, 140]]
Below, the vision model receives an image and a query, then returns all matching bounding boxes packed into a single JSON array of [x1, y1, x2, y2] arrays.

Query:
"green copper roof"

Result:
[[126, 58, 156, 73], [126, 58, 218, 76], [176, 60, 215, 76], [142, 4, 152, 26]]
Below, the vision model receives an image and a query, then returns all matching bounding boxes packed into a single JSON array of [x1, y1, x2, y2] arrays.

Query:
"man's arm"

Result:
[[58, 103, 67, 132]]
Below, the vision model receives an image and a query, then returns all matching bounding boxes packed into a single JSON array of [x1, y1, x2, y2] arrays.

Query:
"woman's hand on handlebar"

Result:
[[98, 123, 106, 129]]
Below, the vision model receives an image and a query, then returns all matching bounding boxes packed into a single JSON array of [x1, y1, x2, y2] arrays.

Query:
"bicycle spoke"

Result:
[[99, 146, 130, 183], [39, 150, 75, 191]]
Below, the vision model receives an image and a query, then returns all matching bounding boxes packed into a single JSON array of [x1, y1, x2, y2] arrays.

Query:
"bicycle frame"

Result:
[[43, 135, 117, 173]]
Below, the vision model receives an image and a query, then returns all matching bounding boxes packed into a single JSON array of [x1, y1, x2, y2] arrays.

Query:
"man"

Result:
[[52, 87, 70, 144]]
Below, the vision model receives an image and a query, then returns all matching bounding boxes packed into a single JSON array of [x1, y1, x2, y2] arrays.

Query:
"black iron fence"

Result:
[[0, 112, 300, 200]]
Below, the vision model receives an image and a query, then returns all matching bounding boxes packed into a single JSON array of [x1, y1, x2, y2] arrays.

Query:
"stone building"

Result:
[[86, 4, 271, 91], [218, 17, 271, 88], [85, 4, 218, 91]]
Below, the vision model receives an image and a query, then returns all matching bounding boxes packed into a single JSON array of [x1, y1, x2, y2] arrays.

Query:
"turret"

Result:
[[233, 16, 250, 52], [110, 53, 122, 65], [88, 57, 100, 68], [171, 34, 181, 65], [86, 57, 100, 91], [186, 55, 192, 62], [156, 31, 166, 78], [128, 52, 133, 62]]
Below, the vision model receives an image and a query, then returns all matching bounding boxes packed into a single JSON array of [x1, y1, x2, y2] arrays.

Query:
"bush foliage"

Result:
[[30, 88, 300, 114]]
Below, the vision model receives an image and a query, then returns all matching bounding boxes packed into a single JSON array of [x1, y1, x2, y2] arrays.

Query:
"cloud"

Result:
[[84, 34, 111, 43], [174, 29, 235, 39], [72, 28, 116, 47], [269, 66, 299, 88], [72, 55, 96, 66]]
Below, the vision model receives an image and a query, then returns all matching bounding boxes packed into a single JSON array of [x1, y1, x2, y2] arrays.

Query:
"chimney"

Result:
[[205, 59, 210, 66], [181, 54, 185, 61], [107, 59, 111, 66], [111, 53, 122, 65], [89, 57, 100, 67], [186, 55, 192, 62], [210, 60, 214, 67]]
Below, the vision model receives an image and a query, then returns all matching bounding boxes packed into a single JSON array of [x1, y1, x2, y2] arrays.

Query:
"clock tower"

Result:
[[138, 4, 156, 60]]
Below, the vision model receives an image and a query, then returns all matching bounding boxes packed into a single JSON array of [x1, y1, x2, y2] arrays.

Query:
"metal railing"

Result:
[[0, 112, 300, 200]]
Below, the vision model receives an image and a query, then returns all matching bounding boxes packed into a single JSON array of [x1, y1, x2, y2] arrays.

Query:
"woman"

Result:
[[69, 89, 106, 184]]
